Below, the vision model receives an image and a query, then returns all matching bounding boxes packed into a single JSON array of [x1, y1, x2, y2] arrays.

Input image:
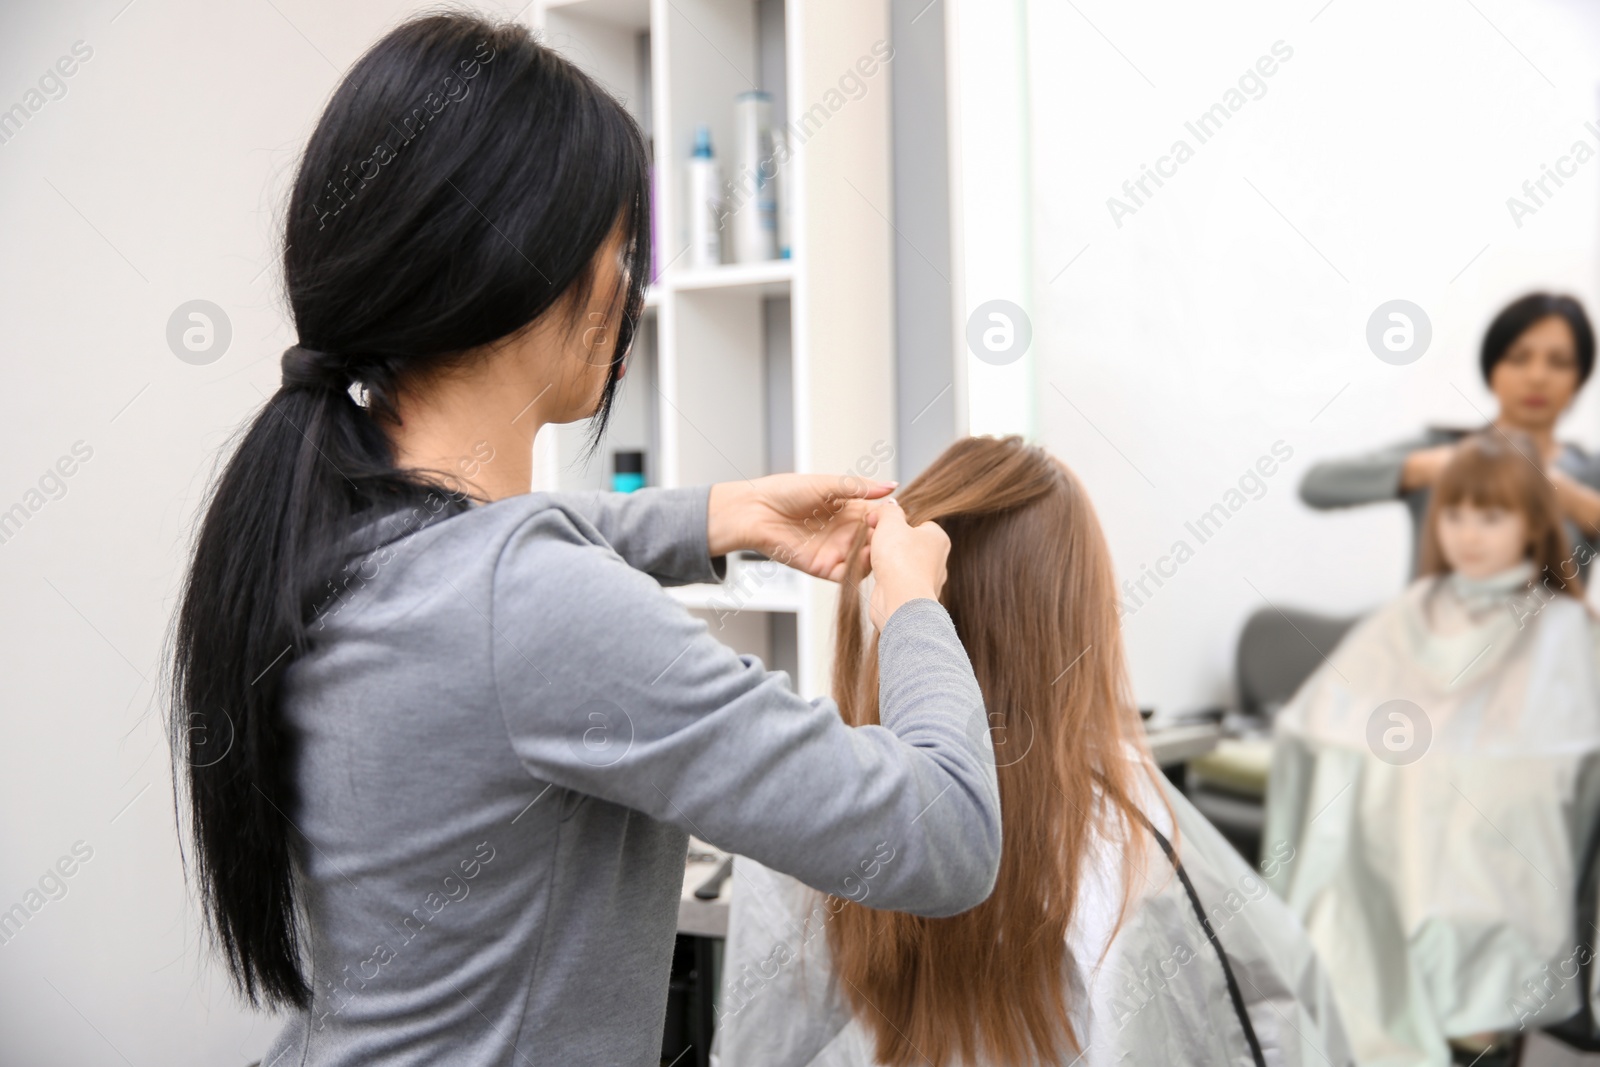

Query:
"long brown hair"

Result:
[[824, 435, 1161, 1066], [1418, 431, 1583, 599]]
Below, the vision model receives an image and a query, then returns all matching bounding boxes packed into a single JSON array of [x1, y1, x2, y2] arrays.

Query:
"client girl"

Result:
[[1267, 433, 1600, 1067], [712, 435, 1351, 1067]]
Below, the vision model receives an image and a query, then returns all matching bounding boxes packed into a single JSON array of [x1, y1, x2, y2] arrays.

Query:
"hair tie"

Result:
[[280, 345, 352, 393]]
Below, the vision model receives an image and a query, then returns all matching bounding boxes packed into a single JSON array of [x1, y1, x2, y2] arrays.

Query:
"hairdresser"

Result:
[[170, 15, 1000, 1065], [1301, 292, 1600, 580]]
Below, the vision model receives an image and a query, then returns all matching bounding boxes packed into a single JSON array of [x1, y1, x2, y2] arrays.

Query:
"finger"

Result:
[[853, 478, 898, 500], [814, 538, 850, 579], [873, 501, 908, 534], [830, 475, 898, 501], [865, 498, 895, 527], [831, 498, 870, 527]]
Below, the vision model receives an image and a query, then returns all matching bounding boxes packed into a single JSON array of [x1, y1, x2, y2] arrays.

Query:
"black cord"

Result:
[[1142, 818, 1269, 1067]]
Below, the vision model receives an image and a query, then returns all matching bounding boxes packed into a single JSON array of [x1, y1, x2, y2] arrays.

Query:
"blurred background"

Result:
[[3, 0, 1599, 1062]]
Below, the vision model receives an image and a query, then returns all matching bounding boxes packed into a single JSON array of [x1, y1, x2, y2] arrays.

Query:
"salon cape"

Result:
[[1265, 568, 1600, 1067], [711, 765, 1353, 1067]]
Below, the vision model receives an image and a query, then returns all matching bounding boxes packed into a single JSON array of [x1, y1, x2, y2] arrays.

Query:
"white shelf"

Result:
[[645, 260, 791, 305], [666, 557, 806, 614], [543, 0, 650, 32], [533, 0, 896, 699], [667, 259, 793, 297]]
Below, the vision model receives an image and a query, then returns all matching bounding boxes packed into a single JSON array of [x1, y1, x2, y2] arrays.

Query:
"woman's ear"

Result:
[[580, 310, 611, 364]]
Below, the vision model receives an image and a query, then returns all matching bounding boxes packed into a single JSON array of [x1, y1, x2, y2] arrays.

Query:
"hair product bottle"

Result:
[[772, 128, 791, 260], [686, 125, 722, 269], [732, 92, 778, 263], [611, 450, 645, 493]]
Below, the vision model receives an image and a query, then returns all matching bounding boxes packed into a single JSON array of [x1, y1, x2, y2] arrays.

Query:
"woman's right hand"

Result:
[[866, 500, 950, 628], [1401, 444, 1455, 491]]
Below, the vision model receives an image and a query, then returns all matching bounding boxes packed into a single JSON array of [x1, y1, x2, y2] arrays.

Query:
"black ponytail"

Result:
[[169, 13, 651, 1008]]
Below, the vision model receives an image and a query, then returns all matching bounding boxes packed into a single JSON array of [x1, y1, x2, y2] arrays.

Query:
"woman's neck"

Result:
[[385, 364, 548, 503]]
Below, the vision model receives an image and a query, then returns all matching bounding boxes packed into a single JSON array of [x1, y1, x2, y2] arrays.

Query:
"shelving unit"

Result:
[[669, 259, 793, 294], [529, 0, 895, 700]]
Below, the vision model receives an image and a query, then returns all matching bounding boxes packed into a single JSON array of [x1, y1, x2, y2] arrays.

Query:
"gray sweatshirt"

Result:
[[258, 486, 1000, 1067]]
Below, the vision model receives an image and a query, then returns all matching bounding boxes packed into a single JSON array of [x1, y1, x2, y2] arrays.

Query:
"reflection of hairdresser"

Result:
[[1268, 434, 1600, 1067], [1300, 293, 1600, 579]]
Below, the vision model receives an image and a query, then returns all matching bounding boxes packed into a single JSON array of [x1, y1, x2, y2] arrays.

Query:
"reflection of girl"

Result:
[[1300, 293, 1600, 579], [1267, 434, 1600, 1067], [713, 436, 1351, 1067]]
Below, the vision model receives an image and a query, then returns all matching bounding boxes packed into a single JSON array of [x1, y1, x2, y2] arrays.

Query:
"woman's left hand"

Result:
[[708, 474, 897, 582]]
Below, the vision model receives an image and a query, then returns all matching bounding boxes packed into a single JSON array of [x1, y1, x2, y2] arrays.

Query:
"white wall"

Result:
[[946, 0, 1033, 439], [1024, 0, 1600, 714], [0, 1, 527, 1063]]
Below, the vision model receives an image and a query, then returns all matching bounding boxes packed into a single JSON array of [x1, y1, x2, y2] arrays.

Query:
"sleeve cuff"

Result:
[[669, 484, 726, 586]]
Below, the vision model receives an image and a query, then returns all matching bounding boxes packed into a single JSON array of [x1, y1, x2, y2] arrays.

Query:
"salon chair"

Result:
[[1540, 801, 1600, 1057], [1184, 606, 1360, 865]]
